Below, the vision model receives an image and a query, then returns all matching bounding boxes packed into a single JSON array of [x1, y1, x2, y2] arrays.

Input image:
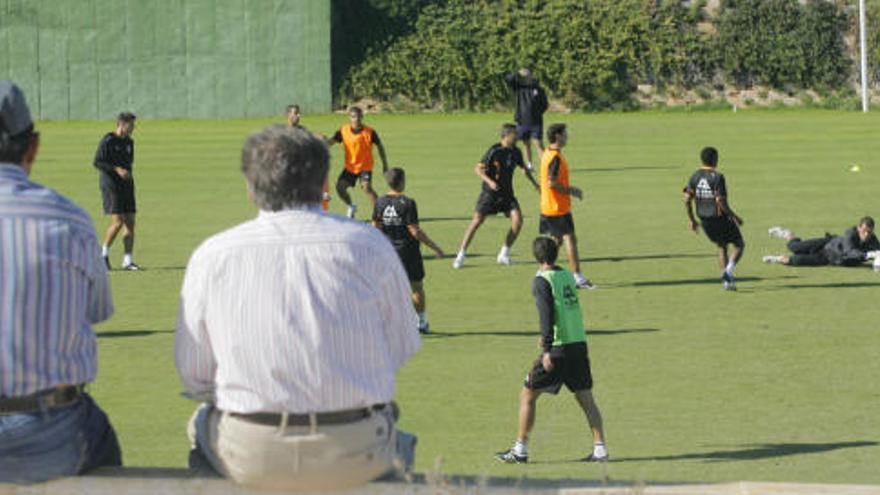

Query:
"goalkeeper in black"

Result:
[[495, 236, 607, 464]]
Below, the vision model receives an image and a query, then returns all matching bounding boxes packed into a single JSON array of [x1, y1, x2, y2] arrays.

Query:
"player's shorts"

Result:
[[524, 342, 593, 394], [516, 124, 543, 142], [539, 213, 575, 238], [475, 191, 520, 217], [396, 244, 425, 282], [338, 169, 372, 186], [101, 182, 136, 214], [700, 216, 744, 248]]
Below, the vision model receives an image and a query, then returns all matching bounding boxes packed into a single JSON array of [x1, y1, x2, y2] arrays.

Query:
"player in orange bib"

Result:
[[327, 106, 388, 218], [286, 103, 330, 210], [539, 123, 595, 289]]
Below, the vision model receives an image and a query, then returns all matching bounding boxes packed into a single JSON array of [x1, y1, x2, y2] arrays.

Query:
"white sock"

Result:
[[101, 245, 109, 257], [513, 440, 528, 456], [526, 161, 534, 172], [418, 312, 427, 326], [499, 245, 510, 257], [456, 250, 465, 259], [123, 253, 133, 266], [593, 442, 607, 458], [574, 272, 587, 282], [725, 260, 737, 276]]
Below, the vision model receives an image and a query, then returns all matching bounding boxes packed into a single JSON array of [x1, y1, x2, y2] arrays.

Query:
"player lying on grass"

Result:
[[453, 123, 538, 268], [683, 146, 744, 291], [373, 167, 445, 333], [763, 216, 880, 266], [495, 236, 607, 464]]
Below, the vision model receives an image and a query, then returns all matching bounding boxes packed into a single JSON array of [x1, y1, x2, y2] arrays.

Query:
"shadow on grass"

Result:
[[581, 253, 715, 263], [428, 328, 659, 338], [420, 216, 474, 223], [775, 281, 880, 290], [606, 441, 878, 463], [97, 330, 174, 338], [571, 164, 679, 174]]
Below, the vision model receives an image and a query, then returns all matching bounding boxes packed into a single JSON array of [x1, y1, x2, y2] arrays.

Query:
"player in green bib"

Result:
[[495, 236, 607, 464]]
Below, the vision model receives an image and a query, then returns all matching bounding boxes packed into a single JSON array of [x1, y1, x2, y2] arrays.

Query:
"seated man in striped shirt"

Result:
[[0, 81, 121, 483], [175, 125, 421, 491]]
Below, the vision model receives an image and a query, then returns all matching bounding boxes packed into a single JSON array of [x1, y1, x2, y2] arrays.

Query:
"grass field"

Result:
[[30, 109, 880, 485]]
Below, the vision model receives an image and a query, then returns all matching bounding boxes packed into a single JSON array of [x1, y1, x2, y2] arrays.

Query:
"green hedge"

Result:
[[334, 0, 860, 110]]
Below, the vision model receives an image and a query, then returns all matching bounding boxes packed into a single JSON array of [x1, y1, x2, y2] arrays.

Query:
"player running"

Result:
[[327, 106, 388, 218], [373, 168, 444, 333], [495, 236, 607, 464], [538, 123, 594, 289], [683, 146, 745, 291], [452, 123, 539, 269]]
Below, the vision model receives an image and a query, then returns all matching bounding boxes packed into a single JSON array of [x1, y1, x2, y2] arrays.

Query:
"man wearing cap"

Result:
[[0, 81, 121, 482]]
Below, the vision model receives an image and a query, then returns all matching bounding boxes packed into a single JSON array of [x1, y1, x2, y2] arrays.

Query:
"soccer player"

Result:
[[327, 106, 388, 218], [373, 168, 444, 333], [453, 123, 539, 268], [495, 236, 607, 464], [763, 216, 880, 266], [505, 68, 548, 169], [93, 112, 139, 271], [286, 103, 330, 210], [538, 123, 594, 289], [683, 146, 745, 290]]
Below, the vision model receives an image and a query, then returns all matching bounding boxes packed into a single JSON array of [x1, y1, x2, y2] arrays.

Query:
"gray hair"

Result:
[[241, 125, 329, 211]]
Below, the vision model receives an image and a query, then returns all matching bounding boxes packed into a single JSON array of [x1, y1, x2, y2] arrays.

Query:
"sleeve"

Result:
[[92, 136, 116, 173], [371, 129, 381, 145], [535, 87, 549, 114], [479, 146, 495, 166], [331, 129, 343, 143], [683, 173, 695, 194], [840, 228, 867, 260], [532, 277, 555, 352], [405, 199, 419, 226], [374, 241, 421, 369], [174, 250, 218, 400], [505, 72, 518, 88], [715, 174, 728, 198], [83, 231, 114, 324], [867, 234, 880, 252], [548, 156, 561, 180]]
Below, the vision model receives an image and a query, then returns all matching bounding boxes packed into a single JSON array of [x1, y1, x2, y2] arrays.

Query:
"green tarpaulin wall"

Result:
[[0, 0, 331, 120]]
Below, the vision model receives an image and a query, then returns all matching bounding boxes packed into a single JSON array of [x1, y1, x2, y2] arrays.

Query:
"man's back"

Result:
[[176, 208, 420, 414], [686, 168, 725, 219], [375, 194, 418, 250]]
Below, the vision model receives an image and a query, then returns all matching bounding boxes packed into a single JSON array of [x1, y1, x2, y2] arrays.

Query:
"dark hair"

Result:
[[385, 167, 405, 191], [701, 146, 718, 167], [0, 125, 33, 164], [286, 104, 300, 113], [241, 125, 329, 211], [117, 112, 136, 124], [501, 123, 517, 137], [859, 216, 875, 229], [348, 106, 363, 116], [547, 123, 566, 144], [533, 236, 559, 265]]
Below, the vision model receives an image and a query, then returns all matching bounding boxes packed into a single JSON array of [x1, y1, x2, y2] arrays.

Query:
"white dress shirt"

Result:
[[175, 206, 420, 414]]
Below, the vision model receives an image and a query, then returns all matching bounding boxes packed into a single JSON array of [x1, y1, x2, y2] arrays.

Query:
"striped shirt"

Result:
[[0, 163, 113, 397], [175, 206, 420, 414]]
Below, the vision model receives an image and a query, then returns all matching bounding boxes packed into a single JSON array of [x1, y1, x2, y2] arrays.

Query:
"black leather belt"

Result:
[[0, 385, 84, 415], [231, 404, 387, 427]]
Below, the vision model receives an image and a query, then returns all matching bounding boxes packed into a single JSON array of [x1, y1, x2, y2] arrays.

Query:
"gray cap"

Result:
[[0, 80, 33, 138]]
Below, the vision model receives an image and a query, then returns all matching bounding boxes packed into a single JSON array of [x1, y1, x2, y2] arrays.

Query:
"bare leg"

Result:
[[562, 233, 581, 274], [505, 208, 523, 248], [121, 214, 136, 256], [103, 214, 124, 248], [573, 389, 605, 445], [516, 387, 542, 442], [730, 244, 744, 266], [523, 140, 534, 167], [717, 246, 729, 273], [458, 213, 486, 253], [411, 281, 425, 313], [361, 181, 378, 209], [335, 178, 353, 206]]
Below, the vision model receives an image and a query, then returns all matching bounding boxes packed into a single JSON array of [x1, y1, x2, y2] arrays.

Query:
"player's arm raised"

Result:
[[475, 162, 499, 192]]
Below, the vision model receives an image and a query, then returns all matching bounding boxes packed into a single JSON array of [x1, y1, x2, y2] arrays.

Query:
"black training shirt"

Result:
[[480, 143, 526, 197], [685, 168, 726, 219], [373, 194, 419, 250], [93, 133, 134, 187], [505, 73, 548, 126]]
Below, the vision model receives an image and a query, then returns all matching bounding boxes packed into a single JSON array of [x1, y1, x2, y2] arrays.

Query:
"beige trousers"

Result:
[[188, 404, 398, 491]]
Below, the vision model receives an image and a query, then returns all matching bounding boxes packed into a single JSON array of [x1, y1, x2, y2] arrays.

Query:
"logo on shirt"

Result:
[[696, 178, 714, 199], [382, 205, 401, 225]]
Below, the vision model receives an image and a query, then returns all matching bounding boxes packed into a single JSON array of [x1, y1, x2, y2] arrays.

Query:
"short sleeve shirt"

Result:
[[685, 168, 726, 219], [373, 194, 419, 250], [480, 143, 525, 197]]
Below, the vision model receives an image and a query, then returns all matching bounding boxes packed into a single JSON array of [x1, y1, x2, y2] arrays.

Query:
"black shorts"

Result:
[[475, 191, 520, 217], [524, 342, 593, 394], [539, 213, 574, 238], [101, 182, 136, 214], [700, 216, 744, 248], [516, 124, 542, 141], [397, 244, 425, 282], [338, 169, 372, 186]]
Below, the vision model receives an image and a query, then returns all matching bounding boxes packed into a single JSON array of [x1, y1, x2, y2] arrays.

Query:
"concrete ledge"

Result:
[[1, 468, 879, 495]]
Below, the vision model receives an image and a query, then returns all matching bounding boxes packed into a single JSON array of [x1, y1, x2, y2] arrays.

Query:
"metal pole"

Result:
[[860, 0, 869, 112]]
